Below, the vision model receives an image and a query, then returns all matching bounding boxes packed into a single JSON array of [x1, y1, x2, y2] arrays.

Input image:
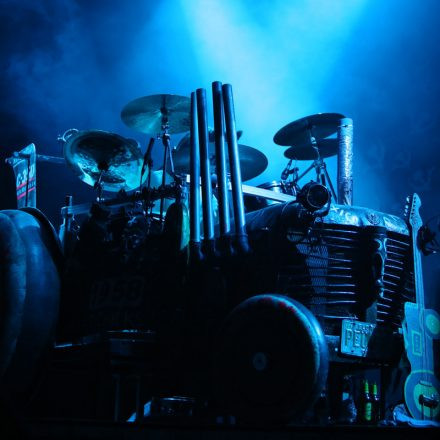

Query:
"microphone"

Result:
[[281, 159, 293, 181], [141, 137, 155, 177]]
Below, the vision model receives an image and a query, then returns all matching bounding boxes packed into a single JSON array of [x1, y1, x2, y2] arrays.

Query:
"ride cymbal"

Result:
[[273, 113, 345, 147], [283, 138, 339, 160], [174, 133, 268, 181], [121, 94, 191, 134]]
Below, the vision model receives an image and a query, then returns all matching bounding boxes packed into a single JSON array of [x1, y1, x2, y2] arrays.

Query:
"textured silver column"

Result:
[[337, 118, 353, 205]]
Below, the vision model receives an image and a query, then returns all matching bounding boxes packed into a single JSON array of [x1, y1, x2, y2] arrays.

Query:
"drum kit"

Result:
[[57, 93, 344, 226]]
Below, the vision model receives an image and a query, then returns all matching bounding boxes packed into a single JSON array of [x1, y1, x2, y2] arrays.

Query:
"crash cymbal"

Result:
[[121, 94, 190, 134], [273, 113, 345, 147], [284, 138, 339, 160], [174, 133, 268, 181], [63, 130, 145, 192]]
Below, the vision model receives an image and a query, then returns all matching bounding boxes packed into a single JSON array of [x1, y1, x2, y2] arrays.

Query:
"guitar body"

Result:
[[403, 303, 440, 420], [402, 193, 440, 421]]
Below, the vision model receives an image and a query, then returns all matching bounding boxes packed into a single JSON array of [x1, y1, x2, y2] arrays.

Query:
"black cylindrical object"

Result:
[[212, 294, 329, 424], [212, 81, 231, 239], [189, 92, 201, 252], [196, 88, 215, 251], [0, 209, 60, 406], [337, 118, 353, 205], [222, 84, 249, 252]]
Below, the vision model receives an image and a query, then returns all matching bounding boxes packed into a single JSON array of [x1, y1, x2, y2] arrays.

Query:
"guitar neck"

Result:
[[411, 227, 425, 309]]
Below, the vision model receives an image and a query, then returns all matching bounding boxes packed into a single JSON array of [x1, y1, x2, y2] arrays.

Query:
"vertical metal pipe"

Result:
[[337, 117, 353, 206], [189, 92, 201, 253], [212, 81, 231, 239], [222, 84, 249, 253], [196, 88, 215, 251]]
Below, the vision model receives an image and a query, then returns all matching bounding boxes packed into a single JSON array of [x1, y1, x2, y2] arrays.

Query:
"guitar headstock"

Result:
[[404, 193, 423, 231]]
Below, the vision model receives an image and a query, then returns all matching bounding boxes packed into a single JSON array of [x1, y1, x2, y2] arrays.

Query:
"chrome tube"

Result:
[[337, 117, 353, 206], [189, 92, 201, 251], [196, 88, 215, 252]]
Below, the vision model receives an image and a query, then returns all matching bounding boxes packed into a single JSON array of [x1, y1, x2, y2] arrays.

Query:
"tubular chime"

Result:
[[189, 82, 249, 261], [196, 88, 215, 256], [189, 92, 202, 261], [212, 81, 231, 253]]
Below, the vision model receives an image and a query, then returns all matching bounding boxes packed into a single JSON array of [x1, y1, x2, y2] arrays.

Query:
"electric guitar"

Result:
[[402, 193, 440, 420]]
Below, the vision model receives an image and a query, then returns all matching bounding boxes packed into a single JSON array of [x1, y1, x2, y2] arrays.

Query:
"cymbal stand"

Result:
[[292, 128, 338, 202], [141, 137, 155, 223], [158, 120, 175, 224], [94, 161, 109, 202], [281, 159, 301, 193]]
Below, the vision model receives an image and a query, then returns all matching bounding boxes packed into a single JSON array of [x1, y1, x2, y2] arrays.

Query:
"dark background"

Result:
[[0, 0, 439, 308]]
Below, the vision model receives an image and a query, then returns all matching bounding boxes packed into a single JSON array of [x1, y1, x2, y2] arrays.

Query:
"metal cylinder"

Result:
[[189, 92, 201, 247], [337, 118, 353, 206], [212, 81, 231, 239], [196, 88, 215, 245], [222, 84, 248, 252]]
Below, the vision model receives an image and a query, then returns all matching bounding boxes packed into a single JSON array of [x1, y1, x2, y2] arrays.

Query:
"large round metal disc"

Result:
[[284, 138, 339, 160], [212, 294, 328, 425], [121, 94, 191, 134], [63, 130, 144, 192], [273, 113, 345, 146], [174, 133, 268, 181]]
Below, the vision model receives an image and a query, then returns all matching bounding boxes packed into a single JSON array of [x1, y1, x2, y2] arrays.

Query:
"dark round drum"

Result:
[[244, 180, 296, 213], [0, 208, 61, 405], [212, 294, 329, 425]]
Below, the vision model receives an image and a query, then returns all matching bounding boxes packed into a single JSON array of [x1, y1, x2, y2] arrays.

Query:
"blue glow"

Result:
[[1, 0, 440, 302], [179, 0, 368, 188]]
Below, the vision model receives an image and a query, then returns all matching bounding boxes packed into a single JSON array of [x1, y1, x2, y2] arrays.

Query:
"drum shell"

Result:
[[58, 208, 188, 341], [0, 209, 61, 403], [244, 181, 296, 213]]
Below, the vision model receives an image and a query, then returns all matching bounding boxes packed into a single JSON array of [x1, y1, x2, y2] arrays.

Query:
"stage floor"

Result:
[[14, 419, 440, 440]]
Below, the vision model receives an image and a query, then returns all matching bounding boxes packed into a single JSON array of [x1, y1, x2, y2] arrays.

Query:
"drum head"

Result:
[[212, 294, 328, 425]]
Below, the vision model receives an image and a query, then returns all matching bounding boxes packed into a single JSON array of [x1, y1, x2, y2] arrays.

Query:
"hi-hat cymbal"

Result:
[[63, 130, 145, 192], [273, 113, 345, 147], [174, 133, 268, 181], [284, 138, 339, 160], [121, 94, 190, 134]]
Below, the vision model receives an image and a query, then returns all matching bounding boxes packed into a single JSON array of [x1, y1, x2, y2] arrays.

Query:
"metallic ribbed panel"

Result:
[[337, 118, 353, 206], [277, 225, 412, 335]]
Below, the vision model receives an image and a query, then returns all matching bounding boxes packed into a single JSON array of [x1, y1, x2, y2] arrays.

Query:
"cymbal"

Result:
[[174, 133, 268, 181], [63, 130, 145, 192], [284, 138, 339, 160], [121, 94, 190, 134], [273, 113, 345, 147]]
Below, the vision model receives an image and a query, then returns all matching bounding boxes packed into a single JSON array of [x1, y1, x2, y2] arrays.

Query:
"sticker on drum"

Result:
[[89, 276, 144, 310], [87, 276, 147, 332]]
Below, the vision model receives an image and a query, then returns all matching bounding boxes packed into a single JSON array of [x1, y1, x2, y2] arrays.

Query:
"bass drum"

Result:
[[0, 208, 61, 406], [244, 181, 296, 213]]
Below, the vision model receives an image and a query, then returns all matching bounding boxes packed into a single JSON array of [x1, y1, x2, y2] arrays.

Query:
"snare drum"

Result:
[[244, 181, 296, 213]]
